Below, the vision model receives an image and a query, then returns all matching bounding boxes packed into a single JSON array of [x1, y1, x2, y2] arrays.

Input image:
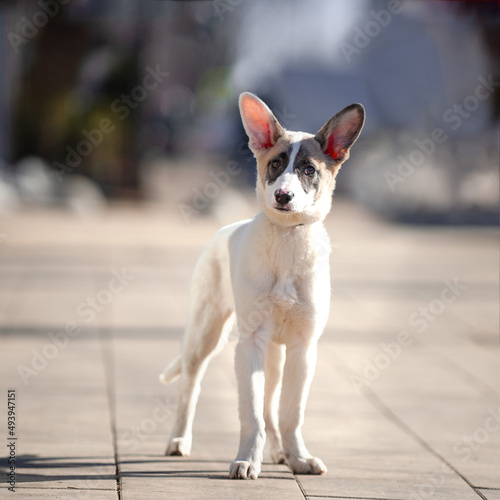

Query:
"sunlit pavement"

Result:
[[0, 198, 498, 499]]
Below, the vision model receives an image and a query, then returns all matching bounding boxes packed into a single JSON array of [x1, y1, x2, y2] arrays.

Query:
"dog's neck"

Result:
[[257, 212, 327, 247], [260, 212, 316, 231], [259, 208, 325, 231], [267, 218, 304, 229], [253, 213, 329, 284]]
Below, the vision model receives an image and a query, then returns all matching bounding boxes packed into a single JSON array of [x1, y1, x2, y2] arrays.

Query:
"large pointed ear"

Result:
[[315, 103, 365, 163], [239, 92, 285, 153]]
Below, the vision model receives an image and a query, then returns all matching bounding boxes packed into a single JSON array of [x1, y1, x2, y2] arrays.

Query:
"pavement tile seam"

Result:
[[411, 338, 500, 404], [0, 325, 183, 339], [303, 494, 408, 500], [99, 330, 123, 500], [360, 391, 491, 500], [0, 486, 116, 491], [294, 474, 309, 499], [329, 352, 490, 499]]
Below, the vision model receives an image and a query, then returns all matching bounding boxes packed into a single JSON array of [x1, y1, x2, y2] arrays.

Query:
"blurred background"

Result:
[[0, 0, 498, 223], [0, 3, 498, 495]]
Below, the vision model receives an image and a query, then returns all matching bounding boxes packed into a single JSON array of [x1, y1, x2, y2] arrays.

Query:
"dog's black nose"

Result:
[[274, 189, 294, 206]]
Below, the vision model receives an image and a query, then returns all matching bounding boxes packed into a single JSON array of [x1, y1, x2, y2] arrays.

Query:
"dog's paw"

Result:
[[165, 437, 191, 457], [287, 455, 327, 475], [229, 460, 261, 480], [270, 447, 286, 464]]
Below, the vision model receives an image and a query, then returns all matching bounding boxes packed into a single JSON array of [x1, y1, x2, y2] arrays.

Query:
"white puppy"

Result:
[[160, 92, 365, 479]]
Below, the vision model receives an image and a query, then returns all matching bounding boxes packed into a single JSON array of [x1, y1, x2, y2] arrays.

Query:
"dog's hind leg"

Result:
[[165, 304, 234, 456], [162, 239, 235, 457], [264, 340, 285, 464]]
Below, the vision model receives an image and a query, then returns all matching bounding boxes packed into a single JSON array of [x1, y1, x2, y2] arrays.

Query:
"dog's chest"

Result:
[[230, 217, 331, 339], [260, 224, 323, 310]]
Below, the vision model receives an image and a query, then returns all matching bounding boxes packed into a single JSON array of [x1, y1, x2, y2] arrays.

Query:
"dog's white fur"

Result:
[[160, 92, 365, 479]]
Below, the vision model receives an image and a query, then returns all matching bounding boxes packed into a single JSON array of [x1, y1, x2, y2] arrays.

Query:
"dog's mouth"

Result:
[[273, 205, 294, 213]]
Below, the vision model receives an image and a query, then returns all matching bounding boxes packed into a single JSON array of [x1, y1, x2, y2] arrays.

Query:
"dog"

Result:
[[160, 92, 365, 479]]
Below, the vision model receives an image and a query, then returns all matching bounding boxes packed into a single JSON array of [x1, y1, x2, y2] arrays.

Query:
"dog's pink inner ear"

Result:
[[250, 121, 273, 150], [240, 96, 277, 150], [325, 134, 347, 161], [317, 104, 365, 162]]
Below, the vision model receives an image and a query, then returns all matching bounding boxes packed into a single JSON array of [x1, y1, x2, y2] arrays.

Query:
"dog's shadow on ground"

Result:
[[12, 454, 291, 483], [125, 455, 293, 480], [10, 454, 116, 484]]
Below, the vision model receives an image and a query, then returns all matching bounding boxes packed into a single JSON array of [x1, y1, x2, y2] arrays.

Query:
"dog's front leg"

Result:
[[280, 340, 327, 475], [229, 329, 269, 480]]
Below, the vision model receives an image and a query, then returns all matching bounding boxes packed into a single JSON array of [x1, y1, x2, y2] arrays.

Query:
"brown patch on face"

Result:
[[299, 136, 339, 172], [254, 135, 295, 188], [298, 137, 341, 200]]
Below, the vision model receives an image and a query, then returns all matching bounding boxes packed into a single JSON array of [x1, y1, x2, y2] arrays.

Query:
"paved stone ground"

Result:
[[0, 197, 498, 500]]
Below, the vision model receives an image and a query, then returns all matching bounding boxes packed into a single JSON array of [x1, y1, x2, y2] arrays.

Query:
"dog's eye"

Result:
[[271, 159, 282, 170], [304, 165, 316, 176]]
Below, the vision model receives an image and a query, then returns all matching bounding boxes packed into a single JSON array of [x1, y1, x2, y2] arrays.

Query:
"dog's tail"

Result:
[[159, 355, 182, 384]]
